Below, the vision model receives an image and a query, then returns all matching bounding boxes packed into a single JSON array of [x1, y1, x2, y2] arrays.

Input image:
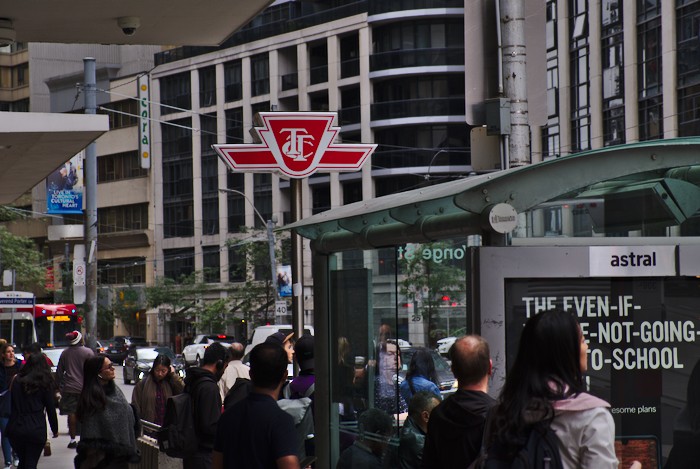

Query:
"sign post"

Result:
[[214, 112, 377, 342]]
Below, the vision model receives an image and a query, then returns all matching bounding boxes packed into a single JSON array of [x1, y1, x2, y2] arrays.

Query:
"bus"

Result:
[[33, 304, 80, 347], [0, 303, 81, 349]]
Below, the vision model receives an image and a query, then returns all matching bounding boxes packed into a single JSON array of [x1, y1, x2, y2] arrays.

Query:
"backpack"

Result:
[[157, 380, 202, 458], [223, 377, 253, 411], [277, 382, 315, 460], [474, 421, 564, 469]]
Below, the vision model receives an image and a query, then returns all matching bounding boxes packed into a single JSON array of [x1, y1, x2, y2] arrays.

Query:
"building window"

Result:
[[602, 1, 624, 147], [312, 184, 331, 215], [377, 248, 396, 276], [101, 99, 139, 129], [343, 181, 362, 205], [201, 113, 219, 235], [309, 41, 328, 85], [228, 245, 246, 282], [227, 173, 245, 233], [202, 246, 221, 283], [98, 258, 146, 284], [162, 118, 193, 238], [98, 203, 148, 233], [340, 34, 360, 78], [373, 124, 469, 169], [570, 0, 590, 152], [253, 173, 272, 229], [226, 108, 243, 144], [163, 248, 194, 280], [253, 242, 269, 281], [98, 151, 147, 182], [638, 16, 662, 140], [160, 72, 191, 115], [677, 1, 700, 136], [224, 60, 242, 102], [542, 124, 560, 160], [199, 66, 217, 107], [251, 53, 270, 96], [251, 101, 270, 117]]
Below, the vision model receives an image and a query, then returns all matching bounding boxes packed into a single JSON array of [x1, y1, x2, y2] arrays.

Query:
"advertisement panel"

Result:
[[46, 152, 83, 214], [277, 265, 292, 298], [504, 277, 698, 468]]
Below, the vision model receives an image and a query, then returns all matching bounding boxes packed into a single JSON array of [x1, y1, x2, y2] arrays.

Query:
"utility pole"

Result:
[[83, 58, 98, 350], [500, 0, 531, 167]]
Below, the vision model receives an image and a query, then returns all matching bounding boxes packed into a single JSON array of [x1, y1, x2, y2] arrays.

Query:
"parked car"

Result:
[[399, 347, 457, 397], [244, 325, 315, 356], [93, 340, 105, 355], [104, 336, 148, 364], [42, 346, 67, 374], [182, 334, 235, 367], [123, 346, 185, 385], [436, 336, 457, 357]]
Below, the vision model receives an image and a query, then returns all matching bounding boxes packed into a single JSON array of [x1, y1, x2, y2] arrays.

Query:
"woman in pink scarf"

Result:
[[485, 310, 640, 469]]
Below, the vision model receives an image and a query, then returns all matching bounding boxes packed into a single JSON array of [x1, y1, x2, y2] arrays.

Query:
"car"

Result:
[[123, 346, 185, 385], [41, 346, 67, 373], [399, 347, 457, 397], [244, 325, 315, 356], [104, 336, 148, 364], [182, 334, 235, 367], [93, 340, 106, 355], [436, 336, 457, 356]]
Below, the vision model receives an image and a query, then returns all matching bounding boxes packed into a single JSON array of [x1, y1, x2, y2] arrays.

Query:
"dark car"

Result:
[[123, 346, 185, 385], [104, 336, 148, 364], [400, 347, 457, 397]]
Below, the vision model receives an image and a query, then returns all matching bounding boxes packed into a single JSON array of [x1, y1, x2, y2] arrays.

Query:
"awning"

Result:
[[1, 0, 273, 46], [0, 112, 108, 204], [285, 138, 700, 252]]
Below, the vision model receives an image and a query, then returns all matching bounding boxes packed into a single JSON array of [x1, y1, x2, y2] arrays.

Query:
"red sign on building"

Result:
[[213, 112, 376, 178]]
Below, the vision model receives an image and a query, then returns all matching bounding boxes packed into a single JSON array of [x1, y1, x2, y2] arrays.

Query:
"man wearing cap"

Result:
[[56, 330, 94, 449], [265, 331, 295, 364]]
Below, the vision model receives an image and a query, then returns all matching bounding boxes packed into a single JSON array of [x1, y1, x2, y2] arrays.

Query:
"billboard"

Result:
[[277, 264, 292, 298], [46, 152, 83, 214]]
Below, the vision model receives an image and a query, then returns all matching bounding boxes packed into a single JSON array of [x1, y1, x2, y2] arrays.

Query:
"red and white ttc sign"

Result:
[[213, 112, 376, 178]]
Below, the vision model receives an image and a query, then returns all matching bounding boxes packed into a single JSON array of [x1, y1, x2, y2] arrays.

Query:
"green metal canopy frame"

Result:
[[284, 137, 700, 253]]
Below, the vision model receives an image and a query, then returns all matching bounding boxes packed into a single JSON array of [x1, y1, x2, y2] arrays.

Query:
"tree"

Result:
[[226, 233, 289, 329], [111, 284, 145, 335], [398, 241, 466, 345], [145, 273, 202, 319], [0, 226, 45, 292]]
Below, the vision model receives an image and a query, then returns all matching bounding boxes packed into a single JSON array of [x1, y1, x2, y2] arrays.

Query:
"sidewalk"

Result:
[[37, 430, 75, 469]]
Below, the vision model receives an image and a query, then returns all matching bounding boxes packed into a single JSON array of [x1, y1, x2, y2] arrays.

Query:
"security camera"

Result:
[[117, 16, 140, 36]]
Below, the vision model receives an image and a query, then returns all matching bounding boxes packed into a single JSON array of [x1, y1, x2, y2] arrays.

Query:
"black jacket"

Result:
[[184, 367, 221, 451], [421, 389, 495, 469]]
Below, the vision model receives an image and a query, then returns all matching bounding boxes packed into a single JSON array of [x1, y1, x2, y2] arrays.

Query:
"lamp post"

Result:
[[219, 188, 278, 302]]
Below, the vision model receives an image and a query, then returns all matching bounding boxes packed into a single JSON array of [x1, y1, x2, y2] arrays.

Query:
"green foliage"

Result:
[[0, 227, 45, 292], [398, 241, 466, 336], [111, 284, 144, 335]]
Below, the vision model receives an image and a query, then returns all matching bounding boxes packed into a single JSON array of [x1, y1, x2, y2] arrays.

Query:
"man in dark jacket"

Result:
[[421, 335, 495, 469], [399, 391, 441, 469], [184, 342, 229, 469]]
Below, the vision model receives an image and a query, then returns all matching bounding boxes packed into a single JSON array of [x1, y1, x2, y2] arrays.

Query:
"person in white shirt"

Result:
[[218, 343, 250, 401]]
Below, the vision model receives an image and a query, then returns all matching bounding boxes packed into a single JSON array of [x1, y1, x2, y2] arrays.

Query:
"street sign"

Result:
[[0, 291, 35, 308], [213, 112, 377, 178], [73, 261, 86, 287], [275, 300, 288, 316]]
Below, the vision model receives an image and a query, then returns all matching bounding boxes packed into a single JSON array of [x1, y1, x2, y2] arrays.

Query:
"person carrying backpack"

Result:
[[183, 342, 229, 469], [480, 310, 641, 469]]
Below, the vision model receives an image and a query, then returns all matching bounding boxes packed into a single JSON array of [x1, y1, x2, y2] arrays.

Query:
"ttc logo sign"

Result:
[[213, 112, 377, 178]]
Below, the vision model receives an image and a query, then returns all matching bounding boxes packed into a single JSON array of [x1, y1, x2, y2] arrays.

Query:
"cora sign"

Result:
[[213, 112, 377, 178]]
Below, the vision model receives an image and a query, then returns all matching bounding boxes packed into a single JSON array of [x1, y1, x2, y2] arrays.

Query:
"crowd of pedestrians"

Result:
[[0, 308, 652, 469]]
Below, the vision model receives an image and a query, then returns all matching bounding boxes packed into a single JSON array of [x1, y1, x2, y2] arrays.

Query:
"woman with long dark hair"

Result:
[[0, 342, 21, 468], [486, 310, 626, 468], [399, 347, 441, 403], [74, 356, 140, 469], [131, 354, 183, 428], [5, 352, 58, 469]]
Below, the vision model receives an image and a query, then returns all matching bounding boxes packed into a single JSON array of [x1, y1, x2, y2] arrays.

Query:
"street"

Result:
[[38, 364, 135, 469]]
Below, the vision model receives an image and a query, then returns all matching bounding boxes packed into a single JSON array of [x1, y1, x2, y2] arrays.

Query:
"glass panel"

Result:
[[328, 238, 473, 465]]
